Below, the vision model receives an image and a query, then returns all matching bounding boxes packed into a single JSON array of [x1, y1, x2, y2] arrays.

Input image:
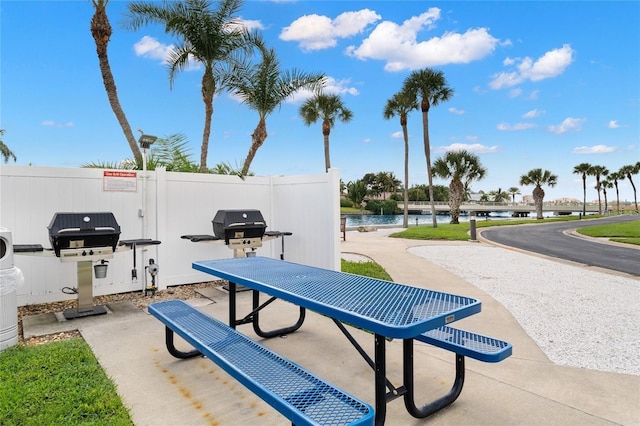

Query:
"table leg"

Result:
[[165, 327, 201, 359], [251, 290, 306, 338], [403, 338, 466, 418], [374, 333, 387, 426], [229, 282, 237, 328]]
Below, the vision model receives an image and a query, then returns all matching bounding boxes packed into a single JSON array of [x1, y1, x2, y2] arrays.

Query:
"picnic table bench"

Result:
[[149, 299, 374, 426]]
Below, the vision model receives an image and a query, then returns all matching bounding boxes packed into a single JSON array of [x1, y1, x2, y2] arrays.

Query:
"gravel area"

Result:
[[408, 244, 640, 376], [341, 252, 374, 263], [17, 281, 222, 346]]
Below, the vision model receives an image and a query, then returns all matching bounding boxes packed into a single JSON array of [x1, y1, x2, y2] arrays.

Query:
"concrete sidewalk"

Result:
[[23, 229, 640, 425]]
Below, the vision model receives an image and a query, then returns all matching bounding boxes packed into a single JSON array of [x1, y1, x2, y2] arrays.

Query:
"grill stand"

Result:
[[63, 260, 107, 320], [223, 248, 255, 292], [181, 230, 292, 293]]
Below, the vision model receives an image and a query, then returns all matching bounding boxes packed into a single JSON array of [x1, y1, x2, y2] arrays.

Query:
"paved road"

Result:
[[479, 215, 640, 276]]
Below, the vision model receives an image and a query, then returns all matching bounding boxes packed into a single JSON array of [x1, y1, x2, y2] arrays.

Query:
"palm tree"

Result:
[[383, 89, 418, 227], [507, 186, 521, 203], [346, 180, 368, 210], [600, 179, 613, 214], [589, 165, 609, 214], [607, 171, 622, 213], [402, 68, 454, 228], [619, 162, 640, 213], [125, 0, 251, 172], [519, 168, 558, 219], [83, 133, 200, 172], [463, 181, 474, 202], [572, 162, 592, 216], [374, 171, 401, 200], [432, 150, 487, 224], [207, 161, 248, 176], [0, 129, 17, 163], [299, 93, 353, 172], [489, 188, 511, 203], [225, 37, 324, 177], [91, 0, 142, 164]]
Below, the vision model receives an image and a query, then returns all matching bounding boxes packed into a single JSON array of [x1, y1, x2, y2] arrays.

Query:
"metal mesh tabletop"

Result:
[[193, 257, 480, 339]]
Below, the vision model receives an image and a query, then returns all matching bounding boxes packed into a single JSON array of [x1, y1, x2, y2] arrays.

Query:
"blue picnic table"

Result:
[[191, 256, 510, 425]]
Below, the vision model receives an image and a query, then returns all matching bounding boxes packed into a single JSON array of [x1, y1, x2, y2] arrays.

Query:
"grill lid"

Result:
[[48, 212, 121, 257], [212, 209, 266, 244]]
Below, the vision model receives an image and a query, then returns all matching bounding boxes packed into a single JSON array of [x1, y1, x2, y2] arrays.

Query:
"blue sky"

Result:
[[1, 0, 639, 202]]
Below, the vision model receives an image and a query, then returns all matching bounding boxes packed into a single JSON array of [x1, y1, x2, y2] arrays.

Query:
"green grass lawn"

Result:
[[389, 215, 640, 247], [389, 216, 583, 241], [576, 220, 640, 246], [341, 258, 393, 280], [0, 338, 132, 426]]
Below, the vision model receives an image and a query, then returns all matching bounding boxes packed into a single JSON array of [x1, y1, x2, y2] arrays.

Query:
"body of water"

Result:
[[345, 212, 513, 227]]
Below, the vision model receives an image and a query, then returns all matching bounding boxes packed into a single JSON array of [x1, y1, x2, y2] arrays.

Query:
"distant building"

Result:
[[552, 197, 581, 205], [522, 195, 534, 204]]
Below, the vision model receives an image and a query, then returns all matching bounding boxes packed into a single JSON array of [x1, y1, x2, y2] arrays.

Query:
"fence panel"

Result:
[[0, 166, 337, 305]]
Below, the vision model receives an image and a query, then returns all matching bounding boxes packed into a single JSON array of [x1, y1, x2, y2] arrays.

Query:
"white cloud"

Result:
[[608, 120, 620, 129], [522, 109, 545, 119], [572, 145, 616, 154], [133, 23, 260, 68], [391, 131, 403, 138], [438, 143, 500, 153], [133, 36, 202, 72], [496, 122, 536, 131], [509, 88, 522, 98], [348, 7, 500, 72], [548, 117, 586, 134], [490, 44, 574, 89], [280, 9, 380, 51], [41, 120, 73, 128], [236, 18, 265, 32], [285, 76, 359, 104], [133, 36, 173, 62], [448, 107, 465, 115]]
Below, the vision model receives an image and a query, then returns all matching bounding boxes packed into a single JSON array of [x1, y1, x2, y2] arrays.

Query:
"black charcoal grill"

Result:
[[212, 209, 267, 250], [182, 209, 291, 291], [182, 209, 291, 259], [48, 212, 120, 259], [48, 212, 121, 319]]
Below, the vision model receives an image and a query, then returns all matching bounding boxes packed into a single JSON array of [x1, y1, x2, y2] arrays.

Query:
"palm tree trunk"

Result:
[[449, 179, 463, 224], [582, 175, 587, 216], [241, 118, 267, 177], [628, 175, 638, 213], [614, 182, 620, 213], [200, 67, 215, 172], [322, 120, 331, 172], [402, 122, 409, 228], [421, 106, 437, 228], [533, 186, 545, 219], [91, 2, 141, 165], [596, 178, 602, 214]]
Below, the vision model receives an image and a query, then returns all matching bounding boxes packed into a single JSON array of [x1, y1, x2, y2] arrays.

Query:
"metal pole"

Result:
[[469, 211, 477, 242]]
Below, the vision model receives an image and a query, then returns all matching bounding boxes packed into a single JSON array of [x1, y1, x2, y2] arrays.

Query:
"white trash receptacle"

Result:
[[0, 266, 23, 351], [1, 227, 23, 351]]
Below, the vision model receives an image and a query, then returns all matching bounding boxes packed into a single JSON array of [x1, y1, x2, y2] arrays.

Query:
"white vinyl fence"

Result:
[[0, 165, 340, 306]]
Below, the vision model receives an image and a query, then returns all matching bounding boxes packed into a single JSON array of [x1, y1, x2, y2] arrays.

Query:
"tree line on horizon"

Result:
[[343, 158, 639, 225]]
